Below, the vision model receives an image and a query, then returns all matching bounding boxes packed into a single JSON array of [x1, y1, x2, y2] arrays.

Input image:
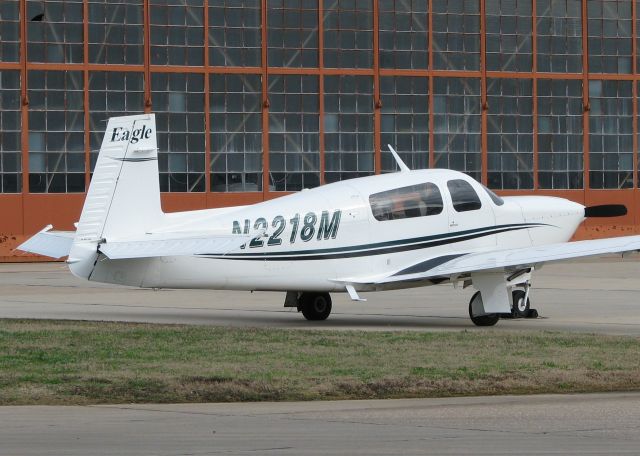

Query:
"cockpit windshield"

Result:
[[480, 184, 504, 206]]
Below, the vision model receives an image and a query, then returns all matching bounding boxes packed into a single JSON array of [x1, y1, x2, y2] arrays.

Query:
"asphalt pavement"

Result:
[[1, 393, 639, 455], [0, 258, 639, 334]]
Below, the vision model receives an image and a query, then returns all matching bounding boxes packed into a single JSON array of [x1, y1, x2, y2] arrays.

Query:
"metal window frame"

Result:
[[2, 0, 640, 242]]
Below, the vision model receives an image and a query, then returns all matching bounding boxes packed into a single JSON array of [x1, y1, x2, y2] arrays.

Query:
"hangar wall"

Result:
[[1, 0, 640, 261]]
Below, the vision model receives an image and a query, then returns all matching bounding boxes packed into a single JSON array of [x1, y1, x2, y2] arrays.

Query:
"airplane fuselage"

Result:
[[85, 169, 585, 292]]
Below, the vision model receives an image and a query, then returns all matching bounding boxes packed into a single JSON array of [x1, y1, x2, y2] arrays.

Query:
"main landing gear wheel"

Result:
[[468, 291, 499, 327], [511, 289, 530, 318], [298, 292, 332, 321]]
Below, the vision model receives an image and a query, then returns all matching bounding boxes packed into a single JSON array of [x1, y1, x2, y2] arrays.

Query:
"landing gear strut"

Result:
[[468, 286, 538, 326], [297, 292, 332, 321]]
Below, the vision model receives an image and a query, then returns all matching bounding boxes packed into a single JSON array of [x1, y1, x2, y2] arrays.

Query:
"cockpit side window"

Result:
[[447, 179, 482, 212], [369, 183, 443, 221]]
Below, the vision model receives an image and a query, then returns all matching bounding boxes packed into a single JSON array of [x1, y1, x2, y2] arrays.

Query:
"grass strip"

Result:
[[0, 319, 639, 405]]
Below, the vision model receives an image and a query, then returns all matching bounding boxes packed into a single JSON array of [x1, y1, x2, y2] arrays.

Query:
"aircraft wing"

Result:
[[344, 235, 640, 286], [16, 225, 76, 259], [98, 232, 257, 260]]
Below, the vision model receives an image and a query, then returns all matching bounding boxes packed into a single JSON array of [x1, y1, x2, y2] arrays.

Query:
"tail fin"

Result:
[[69, 114, 163, 278]]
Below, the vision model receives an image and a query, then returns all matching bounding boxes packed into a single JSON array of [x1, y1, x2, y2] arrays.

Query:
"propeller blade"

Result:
[[584, 204, 627, 218]]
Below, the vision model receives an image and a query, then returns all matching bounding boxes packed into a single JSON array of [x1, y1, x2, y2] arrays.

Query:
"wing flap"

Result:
[[422, 235, 640, 279], [17, 225, 76, 259], [347, 235, 640, 286], [99, 233, 255, 260]]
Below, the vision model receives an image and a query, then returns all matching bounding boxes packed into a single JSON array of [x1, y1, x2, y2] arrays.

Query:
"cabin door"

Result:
[[444, 179, 497, 248]]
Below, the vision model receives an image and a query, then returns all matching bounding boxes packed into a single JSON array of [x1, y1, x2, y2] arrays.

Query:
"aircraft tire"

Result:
[[299, 292, 332, 321], [468, 291, 499, 327], [511, 289, 530, 318]]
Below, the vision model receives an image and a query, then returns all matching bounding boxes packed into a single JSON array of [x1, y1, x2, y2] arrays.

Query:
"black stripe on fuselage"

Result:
[[198, 223, 550, 261], [391, 253, 468, 276]]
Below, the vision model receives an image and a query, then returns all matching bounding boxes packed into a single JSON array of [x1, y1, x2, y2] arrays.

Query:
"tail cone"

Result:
[[67, 242, 99, 279]]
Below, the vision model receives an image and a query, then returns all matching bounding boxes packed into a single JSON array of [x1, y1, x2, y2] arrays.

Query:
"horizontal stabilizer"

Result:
[[99, 233, 257, 260], [17, 225, 76, 259]]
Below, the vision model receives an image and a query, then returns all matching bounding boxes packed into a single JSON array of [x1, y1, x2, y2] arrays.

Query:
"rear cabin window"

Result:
[[447, 179, 482, 212], [370, 183, 443, 221]]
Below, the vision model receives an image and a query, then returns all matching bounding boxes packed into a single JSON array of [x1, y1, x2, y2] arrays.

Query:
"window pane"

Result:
[[27, 0, 84, 63], [379, 0, 428, 69], [380, 76, 429, 172], [323, 0, 373, 68], [0, 70, 22, 192], [28, 71, 85, 193], [88, 0, 144, 65], [589, 80, 632, 189], [324, 75, 374, 183], [151, 0, 204, 66], [487, 78, 534, 189], [486, 0, 532, 71], [537, 79, 583, 189], [433, 77, 481, 181], [152, 73, 205, 192], [0, 0, 20, 62], [268, 0, 318, 68], [268, 75, 319, 191], [432, 0, 480, 70], [536, 0, 583, 73], [210, 74, 263, 192], [209, 0, 261, 67], [587, 0, 631, 74]]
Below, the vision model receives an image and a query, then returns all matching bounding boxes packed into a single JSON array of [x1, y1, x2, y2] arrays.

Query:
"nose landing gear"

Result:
[[511, 289, 530, 318]]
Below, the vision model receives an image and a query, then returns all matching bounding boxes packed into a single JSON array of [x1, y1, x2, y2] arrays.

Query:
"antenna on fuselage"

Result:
[[387, 144, 411, 173]]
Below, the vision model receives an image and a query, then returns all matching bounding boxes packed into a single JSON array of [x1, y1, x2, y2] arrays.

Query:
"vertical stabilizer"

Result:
[[69, 114, 163, 278]]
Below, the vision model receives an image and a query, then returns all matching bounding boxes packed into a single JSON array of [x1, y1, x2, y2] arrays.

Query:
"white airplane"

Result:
[[18, 114, 640, 326]]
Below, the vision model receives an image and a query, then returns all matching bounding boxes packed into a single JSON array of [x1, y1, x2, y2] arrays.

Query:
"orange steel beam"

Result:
[[632, 0, 638, 229], [20, 0, 29, 195], [85, 64, 145, 72], [318, 0, 325, 185], [83, 0, 90, 190], [586, 73, 638, 80], [532, 0, 538, 190], [206, 66, 262, 74], [631, 2, 638, 189], [428, 0, 434, 168], [261, 0, 269, 198], [489, 71, 583, 79], [373, 0, 381, 174], [0, 63, 21, 70], [480, 0, 488, 185], [143, 0, 151, 112], [581, 0, 590, 192], [204, 0, 211, 194]]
